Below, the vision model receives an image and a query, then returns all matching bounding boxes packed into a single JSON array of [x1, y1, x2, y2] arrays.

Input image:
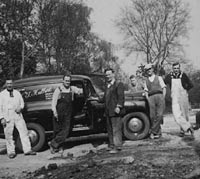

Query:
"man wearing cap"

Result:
[[144, 64, 166, 139], [164, 62, 194, 137]]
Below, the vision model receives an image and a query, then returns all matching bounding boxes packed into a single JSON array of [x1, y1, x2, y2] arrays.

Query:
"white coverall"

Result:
[[171, 78, 191, 132], [0, 89, 32, 155]]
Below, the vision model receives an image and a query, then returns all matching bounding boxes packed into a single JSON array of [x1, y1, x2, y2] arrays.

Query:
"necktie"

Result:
[[7, 89, 14, 97]]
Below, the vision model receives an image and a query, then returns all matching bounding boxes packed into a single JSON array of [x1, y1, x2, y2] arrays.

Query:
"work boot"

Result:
[[48, 142, 59, 154], [149, 133, 155, 139], [106, 144, 114, 151], [153, 134, 161, 139], [187, 127, 194, 137], [109, 149, 118, 154], [8, 153, 16, 159], [179, 131, 185, 137], [24, 150, 37, 156]]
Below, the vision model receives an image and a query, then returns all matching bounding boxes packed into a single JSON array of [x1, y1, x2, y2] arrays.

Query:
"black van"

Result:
[[0, 75, 151, 151]]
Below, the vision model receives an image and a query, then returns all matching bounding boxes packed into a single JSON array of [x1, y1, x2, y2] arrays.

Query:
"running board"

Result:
[[64, 133, 108, 143]]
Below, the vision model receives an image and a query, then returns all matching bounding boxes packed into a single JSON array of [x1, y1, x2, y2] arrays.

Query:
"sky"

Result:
[[84, 0, 200, 75]]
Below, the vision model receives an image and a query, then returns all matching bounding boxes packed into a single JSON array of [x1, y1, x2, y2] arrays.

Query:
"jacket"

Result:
[[164, 72, 193, 91], [100, 81, 125, 117]]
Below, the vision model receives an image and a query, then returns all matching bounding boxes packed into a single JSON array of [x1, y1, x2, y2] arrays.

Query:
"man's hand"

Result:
[[114, 107, 120, 114], [1, 118, 6, 127], [15, 107, 22, 114], [54, 113, 58, 121], [87, 96, 99, 101]]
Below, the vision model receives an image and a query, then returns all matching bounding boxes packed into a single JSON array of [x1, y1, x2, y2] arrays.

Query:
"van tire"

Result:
[[123, 112, 150, 140], [16, 123, 46, 152]]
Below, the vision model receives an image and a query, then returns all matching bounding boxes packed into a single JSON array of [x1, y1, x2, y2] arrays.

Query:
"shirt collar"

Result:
[[171, 71, 182, 79], [61, 84, 71, 91], [110, 79, 115, 85], [107, 79, 115, 88]]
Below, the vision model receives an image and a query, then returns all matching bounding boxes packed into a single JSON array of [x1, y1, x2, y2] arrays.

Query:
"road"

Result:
[[0, 112, 200, 179]]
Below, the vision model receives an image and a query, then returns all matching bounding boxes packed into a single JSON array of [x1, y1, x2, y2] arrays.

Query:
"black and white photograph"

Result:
[[0, 0, 200, 178]]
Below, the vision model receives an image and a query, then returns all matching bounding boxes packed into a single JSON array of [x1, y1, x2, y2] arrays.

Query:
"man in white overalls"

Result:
[[165, 62, 194, 137], [0, 79, 36, 159]]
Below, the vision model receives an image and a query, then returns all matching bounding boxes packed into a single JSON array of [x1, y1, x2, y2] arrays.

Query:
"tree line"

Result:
[[0, 0, 120, 79], [1, 0, 200, 106]]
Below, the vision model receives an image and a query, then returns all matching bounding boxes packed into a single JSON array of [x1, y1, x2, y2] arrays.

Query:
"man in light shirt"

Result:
[[0, 79, 36, 159], [48, 72, 83, 153], [144, 64, 166, 139]]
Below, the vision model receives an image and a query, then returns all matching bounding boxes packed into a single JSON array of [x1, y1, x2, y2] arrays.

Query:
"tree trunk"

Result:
[[20, 41, 25, 78], [56, 48, 61, 73]]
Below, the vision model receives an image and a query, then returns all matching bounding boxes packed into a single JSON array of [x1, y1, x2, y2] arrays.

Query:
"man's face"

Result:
[[130, 77, 137, 87], [172, 64, 180, 74], [146, 68, 153, 76], [63, 76, 71, 88], [136, 71, 142, 77], [105, 70, 114, 83], [6, 80, 13, 91]]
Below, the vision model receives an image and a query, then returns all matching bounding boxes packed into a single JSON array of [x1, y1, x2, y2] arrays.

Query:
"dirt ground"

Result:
[[1, 112, 200, 179]]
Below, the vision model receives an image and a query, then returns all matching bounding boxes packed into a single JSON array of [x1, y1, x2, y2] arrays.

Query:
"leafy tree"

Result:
[[86, 34, 117, 73], [35, 0, 93, 74], [0, 0, 37, 78], [116, 0, 190, 73], [50, 0, 92, 74], [188, 70, 200, 107], [34, 0, 59, 74], [0, 0, 122, 77]]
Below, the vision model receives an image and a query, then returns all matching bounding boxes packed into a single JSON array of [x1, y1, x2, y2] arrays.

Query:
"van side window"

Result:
[[71, 81, 84, 95]]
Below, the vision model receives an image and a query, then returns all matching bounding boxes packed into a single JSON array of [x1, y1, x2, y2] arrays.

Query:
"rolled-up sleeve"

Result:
[[158, 76, 166, 89], [51, 88, 60, 115], [71, 86, 83, 94]]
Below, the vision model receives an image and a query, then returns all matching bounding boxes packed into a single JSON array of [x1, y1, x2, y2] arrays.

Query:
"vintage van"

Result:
[[0, 75, 150, 151]]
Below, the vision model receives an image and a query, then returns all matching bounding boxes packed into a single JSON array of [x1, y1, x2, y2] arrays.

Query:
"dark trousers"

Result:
[[51, 113, 71, 149], [106, 116, 122, 148], [148, 94, 165, 135]]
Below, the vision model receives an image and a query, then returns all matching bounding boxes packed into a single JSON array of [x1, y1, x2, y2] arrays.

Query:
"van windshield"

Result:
[[89, 75, 105, 95]]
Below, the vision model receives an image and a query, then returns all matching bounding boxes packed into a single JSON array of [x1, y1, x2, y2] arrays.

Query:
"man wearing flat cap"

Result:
[[144, 64, 166, 139]]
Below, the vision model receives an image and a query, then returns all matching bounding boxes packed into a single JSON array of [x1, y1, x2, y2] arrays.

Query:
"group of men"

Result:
[[130, 62, 194, 139], [0, 62, 194, 158], [49, 69, 125, 154], [50, 62, 194, 154]]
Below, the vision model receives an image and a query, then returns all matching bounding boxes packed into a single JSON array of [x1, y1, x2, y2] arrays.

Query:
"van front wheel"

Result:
[[123, 112, 150, 140], [16, 123, 46, 152]]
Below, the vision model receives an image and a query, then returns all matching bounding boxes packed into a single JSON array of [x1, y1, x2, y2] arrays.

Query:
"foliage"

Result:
[[0, 0, 121, 78], [188, 70, 200, 106], [116, 0, 190, 73], [86, 33, 118, 73], [0, 0, 37, 78], [35, 0, 93, 74]]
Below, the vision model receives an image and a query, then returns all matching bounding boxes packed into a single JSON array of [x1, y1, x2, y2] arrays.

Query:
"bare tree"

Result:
[[116, 0, 190, 73]]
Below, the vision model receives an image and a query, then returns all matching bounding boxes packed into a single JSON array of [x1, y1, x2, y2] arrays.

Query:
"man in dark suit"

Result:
[[101, 68, 125, 154]]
